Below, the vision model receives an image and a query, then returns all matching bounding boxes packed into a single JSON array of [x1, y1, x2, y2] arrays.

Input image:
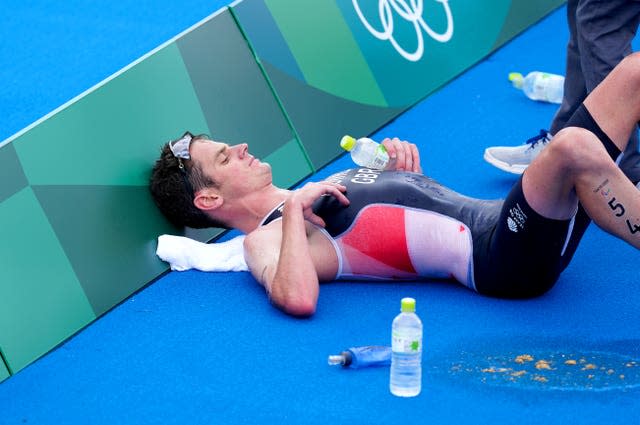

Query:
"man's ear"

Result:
[[193, 188, 223, 212]]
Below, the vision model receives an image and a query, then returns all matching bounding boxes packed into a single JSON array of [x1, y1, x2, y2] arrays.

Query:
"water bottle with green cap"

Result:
[[340, 135, 390, 169], [509, 71, 564, 104], [390, 297, 423, 397]]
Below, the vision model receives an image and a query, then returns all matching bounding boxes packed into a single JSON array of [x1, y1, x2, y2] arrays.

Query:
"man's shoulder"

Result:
[[246, 213, 333, 253]]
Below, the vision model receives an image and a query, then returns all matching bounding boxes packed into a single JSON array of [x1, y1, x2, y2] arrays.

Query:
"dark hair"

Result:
[[149, 132, 230, 229]]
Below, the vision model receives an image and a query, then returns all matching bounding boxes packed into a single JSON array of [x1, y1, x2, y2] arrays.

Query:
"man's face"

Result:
[[190, 139, 272, 198]]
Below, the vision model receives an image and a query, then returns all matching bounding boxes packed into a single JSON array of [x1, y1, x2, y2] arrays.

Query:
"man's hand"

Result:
[[287, 182, 350, 227], [381, 137, 422, 173]]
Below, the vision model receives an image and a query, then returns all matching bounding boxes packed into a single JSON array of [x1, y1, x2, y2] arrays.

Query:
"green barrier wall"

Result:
[[0, 7, 308, 378], [231, 0, 565, 168], [0, 0, 564, 381]]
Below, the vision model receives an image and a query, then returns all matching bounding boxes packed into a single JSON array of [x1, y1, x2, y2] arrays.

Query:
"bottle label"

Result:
[[392, 330, 422, 353], [371, 145, 389, 169], [533, 73, 563, 102]]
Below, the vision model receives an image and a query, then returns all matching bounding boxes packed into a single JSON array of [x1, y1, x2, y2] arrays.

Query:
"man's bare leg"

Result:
[[522, 52, 640, 248]]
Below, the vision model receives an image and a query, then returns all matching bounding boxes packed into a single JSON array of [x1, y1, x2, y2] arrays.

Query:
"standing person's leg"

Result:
[[576, 0, 640, 91], [575, 0, 640, 181], [549, 0, 586, 135], [524, 53, 640, 248], [483, 1, 580, 174]]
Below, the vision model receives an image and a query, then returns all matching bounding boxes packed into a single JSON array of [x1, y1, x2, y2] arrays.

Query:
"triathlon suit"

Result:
[[263, 169, 502, 291], [261, 105, 623, 298]]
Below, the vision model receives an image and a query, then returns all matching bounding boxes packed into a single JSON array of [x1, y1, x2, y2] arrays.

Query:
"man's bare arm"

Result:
[[243, 182, 348, 316]]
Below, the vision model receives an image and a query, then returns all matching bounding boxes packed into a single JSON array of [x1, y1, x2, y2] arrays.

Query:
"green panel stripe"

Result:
[[264, 137, 313, 188], [229, 5, 314, 173], [31, 185, 185, 316], [264, 0, 387, 107], [261, 60, 403, 169], [0, 354, 9, 381], [14, 43, 210, 186], [0, 143, 28, 203], [230, 0, 305, 81], [0, 187, 95, 373], [177, 9, 295, 160]]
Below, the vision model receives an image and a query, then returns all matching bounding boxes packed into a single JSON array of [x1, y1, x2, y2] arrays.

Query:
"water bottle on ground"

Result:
[[509, 71, 564, 104], [340, 135, 390, 169], [328, 346, 392, 369], [390, 297, 423, 397]]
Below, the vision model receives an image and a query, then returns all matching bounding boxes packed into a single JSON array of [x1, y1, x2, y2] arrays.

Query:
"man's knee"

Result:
[[617, 52, 640, 87], [548, 127, 611, 173]]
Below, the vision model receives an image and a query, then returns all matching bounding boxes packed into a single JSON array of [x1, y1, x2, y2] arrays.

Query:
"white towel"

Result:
[[156, 234, 249, 272]]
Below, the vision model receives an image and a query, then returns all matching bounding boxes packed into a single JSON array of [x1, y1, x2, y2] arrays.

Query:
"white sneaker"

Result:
[[483, 130, 553, 174]]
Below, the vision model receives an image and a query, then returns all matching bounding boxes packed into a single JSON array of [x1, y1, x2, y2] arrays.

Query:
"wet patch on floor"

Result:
[[430, 338, 640, 393]]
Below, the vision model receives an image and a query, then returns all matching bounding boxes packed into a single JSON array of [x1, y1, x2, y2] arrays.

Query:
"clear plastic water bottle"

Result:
[[509, 71, 564, 104], [340, 135, 389, 169], [390, 297, 423, 397], [328, 346, 392, 369]]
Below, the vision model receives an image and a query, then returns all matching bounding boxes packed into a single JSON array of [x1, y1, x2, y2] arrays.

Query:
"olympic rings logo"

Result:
[[352, 0, 454, 62]]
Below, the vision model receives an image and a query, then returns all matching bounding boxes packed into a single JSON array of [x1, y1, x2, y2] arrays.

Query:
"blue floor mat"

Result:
[[1, 3, 639, 424]]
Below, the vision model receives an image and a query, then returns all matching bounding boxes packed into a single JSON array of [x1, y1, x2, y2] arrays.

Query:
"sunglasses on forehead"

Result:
[[169, 133, 193, 164], [168, 132, 195, 198]]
